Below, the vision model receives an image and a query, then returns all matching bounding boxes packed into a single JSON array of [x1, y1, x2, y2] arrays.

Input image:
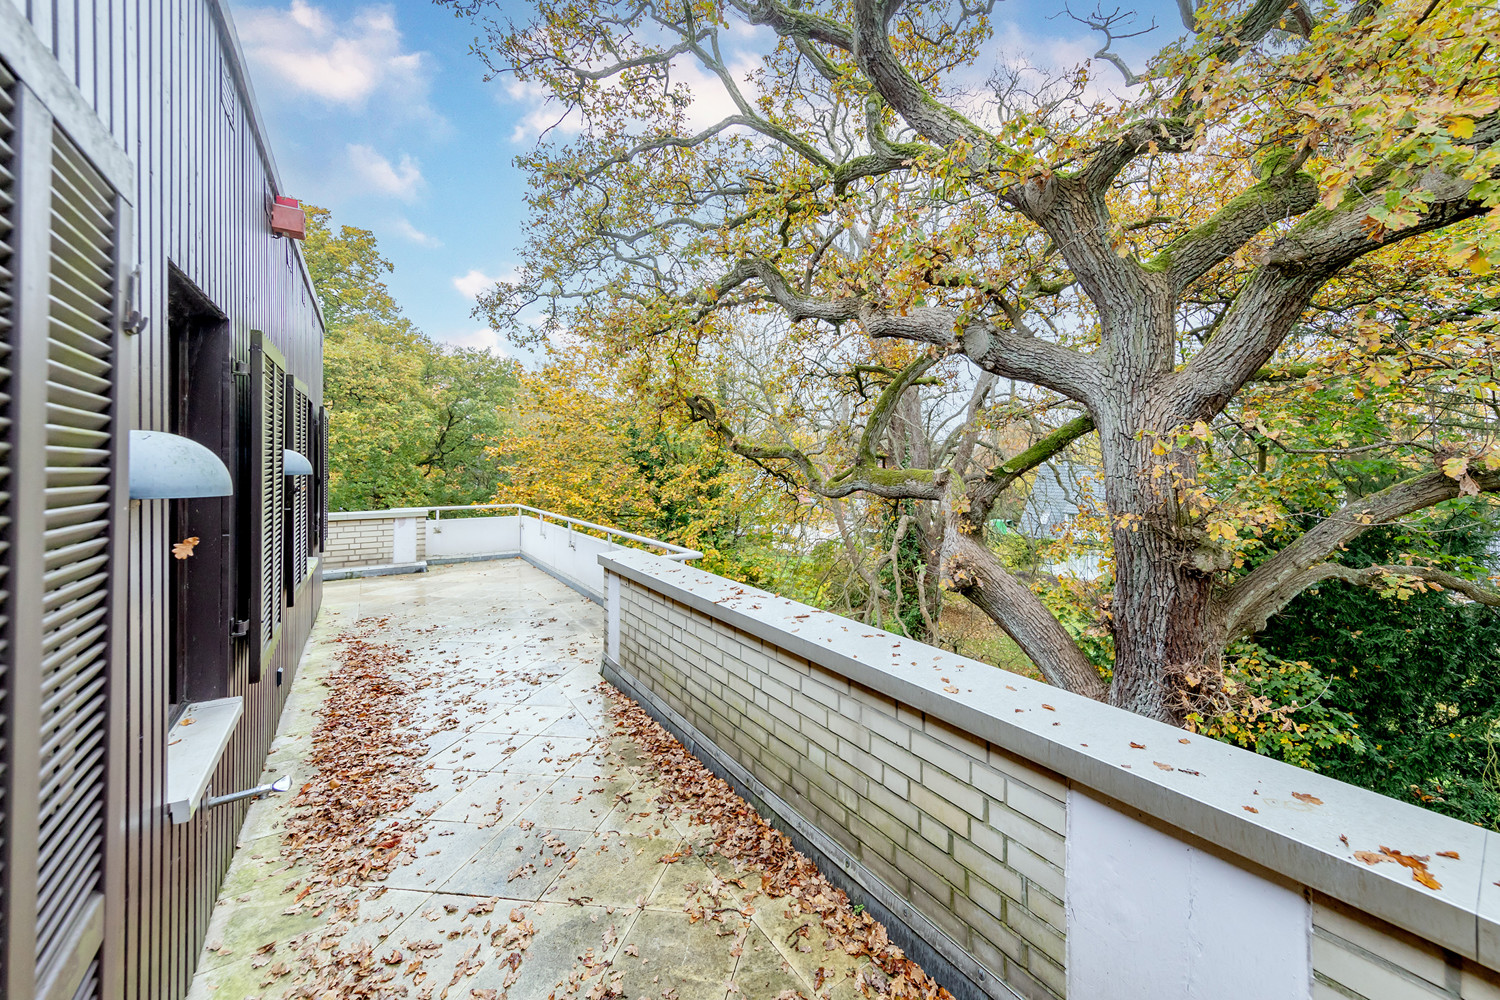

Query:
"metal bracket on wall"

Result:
[[231, 360, 250, 376], [202, 774, 292, 811], [229, 618, 249, 638], [121, 267, 148, 335]]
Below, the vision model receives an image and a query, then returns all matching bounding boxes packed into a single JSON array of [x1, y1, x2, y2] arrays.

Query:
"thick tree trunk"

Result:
[[1108, 517, 1220, 722], [1094, 378, 1224, 723]]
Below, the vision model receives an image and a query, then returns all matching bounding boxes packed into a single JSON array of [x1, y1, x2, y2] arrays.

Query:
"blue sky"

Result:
[[228, 0, 1179, 361]]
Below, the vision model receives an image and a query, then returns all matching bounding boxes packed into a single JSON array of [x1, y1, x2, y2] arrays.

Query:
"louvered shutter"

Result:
[[0, 60, 16, 991], [284, 381, 307, 596], [305, 396, 318, 556], [300, 389, 312, 578], [302, 394, 315, 561], [318, 407, 328, 549], [35, 117, 119, 1000], [249, 333, 284, 676]]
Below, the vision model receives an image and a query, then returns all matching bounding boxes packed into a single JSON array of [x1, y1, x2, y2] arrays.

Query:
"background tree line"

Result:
[[305, 205, 521, 510]]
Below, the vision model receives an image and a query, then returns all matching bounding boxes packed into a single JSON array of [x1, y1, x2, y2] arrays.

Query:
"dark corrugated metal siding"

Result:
[[4, 1, 327, 998]]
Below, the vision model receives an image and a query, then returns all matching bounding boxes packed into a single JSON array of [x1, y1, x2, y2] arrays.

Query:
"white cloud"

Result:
[[452, 267, 511, 300], [442, 328, 510, 355], [390, 217, 441, 247], [346, 144, 423, 199], [504, 79, 584, 145], [237, 1, 435, 117]]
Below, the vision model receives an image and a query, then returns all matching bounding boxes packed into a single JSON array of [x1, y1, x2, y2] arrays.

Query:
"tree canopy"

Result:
[[303, 206, 521, 510], [446, 0, 1500, 723]]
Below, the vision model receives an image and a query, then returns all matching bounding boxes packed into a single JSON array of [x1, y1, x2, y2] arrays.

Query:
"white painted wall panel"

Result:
[[425, 514, 521, 559], [1066, 790, 1311, 1000], [391, 516, 418, 564], [519, 516, 614, 601]]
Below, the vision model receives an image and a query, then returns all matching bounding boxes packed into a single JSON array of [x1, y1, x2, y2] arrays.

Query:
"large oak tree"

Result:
[[447, 0, 1500, 722]]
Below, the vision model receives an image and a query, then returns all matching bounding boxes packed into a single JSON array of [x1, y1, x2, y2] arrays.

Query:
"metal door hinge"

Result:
[[230, 618, 250, 638], [232, 360, 250, 376]]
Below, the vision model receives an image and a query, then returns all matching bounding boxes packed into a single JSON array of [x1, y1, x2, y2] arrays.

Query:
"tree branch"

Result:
[[940, 496, 1109, 700], [703, 259, 1100, 403], [1146, 161, 1318, 289], [1169, 140, 1499, 423], [854, 355, 939, 465], [965, 414, 1097, 526], [684, 395, 948, 500], [1313, 563, 1500, 608], [847, 0, 993, 147], [1219, 466, 1500, 638]]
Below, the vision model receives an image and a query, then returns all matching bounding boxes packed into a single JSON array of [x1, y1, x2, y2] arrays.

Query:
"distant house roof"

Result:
[[1019, 460, 1092, 534]]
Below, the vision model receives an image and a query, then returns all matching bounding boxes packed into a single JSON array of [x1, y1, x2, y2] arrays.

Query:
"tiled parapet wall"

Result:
[[599, 550, 1500, 1000], [325, 509, 429, 570]]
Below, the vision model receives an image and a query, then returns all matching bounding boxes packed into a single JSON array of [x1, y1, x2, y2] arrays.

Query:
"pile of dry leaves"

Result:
[[603, 684, 955, 1000], [266, 618, 544, 1000], [281, 619, 431, 889]]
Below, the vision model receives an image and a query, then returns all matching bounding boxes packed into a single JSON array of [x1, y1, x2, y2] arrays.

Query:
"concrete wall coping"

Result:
[[328, 508, 433, 521], [600, 548, 1500, 968]]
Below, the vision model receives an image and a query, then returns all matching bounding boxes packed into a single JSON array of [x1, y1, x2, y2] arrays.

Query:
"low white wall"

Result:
[[600, 548, 1500, 1000], [327, 511, 628, 602], [1066, 791, 1310, 999], [425, 514, 522, 560], [516, 516, 616, 602]]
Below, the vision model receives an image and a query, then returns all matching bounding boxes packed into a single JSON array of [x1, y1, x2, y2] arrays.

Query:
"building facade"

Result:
[[0, 2, 327, 998]]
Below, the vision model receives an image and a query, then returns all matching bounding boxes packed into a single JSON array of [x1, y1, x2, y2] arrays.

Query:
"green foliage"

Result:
[[1253, 521, 1500, 830], [1036, 578, 1115, 677], [491, 345, 809, 592], [877, 500, 932, 641], [1189, 644, 1364, 770], [304, 206, 520, 510]]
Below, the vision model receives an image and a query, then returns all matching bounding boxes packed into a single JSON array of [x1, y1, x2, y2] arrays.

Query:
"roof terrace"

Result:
[[190, 507, 1500, 1000]]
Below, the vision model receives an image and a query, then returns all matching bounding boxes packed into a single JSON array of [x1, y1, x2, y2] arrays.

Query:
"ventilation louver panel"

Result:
[[0, 59, 17, 988], [69, 960, 99, 1000], [318, 407, 328, 550], [305, 396, 318, 557], [259, 348, 284, 648], [292, 388, 307, 588], [36, 126, 115, 983]]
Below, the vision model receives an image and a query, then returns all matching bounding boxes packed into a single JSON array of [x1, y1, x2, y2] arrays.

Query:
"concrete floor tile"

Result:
[[539, 707, 601, 739], [649, 853, 727, 910], [752, 894, 856, 990], [546, 831, 677, 908], [397, 766, 476, 821], [493, 734, 601, 776], [384, 821, 500, 891], [429, 772, 554, 826], [614, 908, 743, 998], [733, 922, 816, 998], [439, 823, 587, 900], [196, 896, 325, 973], [516, 771, 633, 832], [477, 702, 569, 735], [427, 730, 528, 770]]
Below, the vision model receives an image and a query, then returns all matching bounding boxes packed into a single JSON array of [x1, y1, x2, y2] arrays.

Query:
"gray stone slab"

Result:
[[614, 908, 740, 998], [439, 823, 586, 901], [384, 821, 501, 892]]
